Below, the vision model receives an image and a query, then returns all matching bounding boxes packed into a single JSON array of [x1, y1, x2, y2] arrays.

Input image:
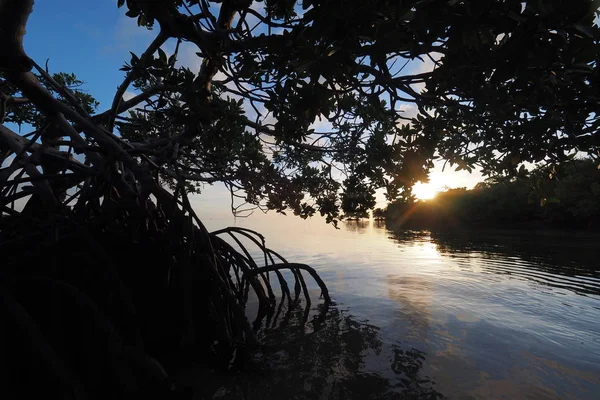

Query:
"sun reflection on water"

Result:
[[198, 211, 600, 400]]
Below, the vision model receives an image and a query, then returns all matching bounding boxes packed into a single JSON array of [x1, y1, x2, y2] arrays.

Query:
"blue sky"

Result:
[[18, 1, 483, 217], [24, 1, 155, 110]]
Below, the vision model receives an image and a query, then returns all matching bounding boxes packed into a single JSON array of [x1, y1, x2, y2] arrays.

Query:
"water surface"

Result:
[[199, 214, 600, 400]]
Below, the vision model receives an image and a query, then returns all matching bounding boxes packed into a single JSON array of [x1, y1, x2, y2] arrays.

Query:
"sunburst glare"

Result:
[[412, 182, 441, 200]]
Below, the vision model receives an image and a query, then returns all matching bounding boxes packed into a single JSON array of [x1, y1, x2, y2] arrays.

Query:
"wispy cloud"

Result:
[[99, 12, 154, 56], [397, 103, 418, 120]]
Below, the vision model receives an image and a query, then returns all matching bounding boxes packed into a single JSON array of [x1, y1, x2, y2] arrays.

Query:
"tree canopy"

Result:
[[2, 0, 599, 224]]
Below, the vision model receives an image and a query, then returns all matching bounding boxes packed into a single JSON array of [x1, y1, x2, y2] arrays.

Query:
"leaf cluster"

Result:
[[6, 0, 600, 224]]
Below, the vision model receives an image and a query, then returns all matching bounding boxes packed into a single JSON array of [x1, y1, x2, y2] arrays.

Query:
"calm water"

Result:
[[197, 214, 600, 400]]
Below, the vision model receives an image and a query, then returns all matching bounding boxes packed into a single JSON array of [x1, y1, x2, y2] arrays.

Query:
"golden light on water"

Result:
[[412, 182, 441, 200]]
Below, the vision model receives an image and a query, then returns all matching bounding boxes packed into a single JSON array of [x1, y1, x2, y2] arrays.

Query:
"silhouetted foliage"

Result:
[[373, 207, 386, 220], [384, 159, 600, 230], [114, 0, 600, 220], [5, 1, 597, 222]]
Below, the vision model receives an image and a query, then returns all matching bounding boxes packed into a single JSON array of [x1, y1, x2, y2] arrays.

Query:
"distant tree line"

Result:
[[380, 159, 600, 230]]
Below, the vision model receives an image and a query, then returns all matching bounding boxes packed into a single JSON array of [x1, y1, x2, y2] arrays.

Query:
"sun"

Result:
[[412, 182, 440, 200]]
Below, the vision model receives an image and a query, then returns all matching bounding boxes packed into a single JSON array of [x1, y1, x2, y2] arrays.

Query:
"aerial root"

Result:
[[0, 183, 331, 397], [0, 26, 330, 394]]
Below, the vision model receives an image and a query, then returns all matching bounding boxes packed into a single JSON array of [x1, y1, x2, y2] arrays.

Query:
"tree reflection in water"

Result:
[[384, 222, 600, 297], [181, 304, 445, 399]]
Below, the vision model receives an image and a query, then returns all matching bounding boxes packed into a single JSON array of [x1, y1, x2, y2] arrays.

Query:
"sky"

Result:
[[17, 0, 484, 218]]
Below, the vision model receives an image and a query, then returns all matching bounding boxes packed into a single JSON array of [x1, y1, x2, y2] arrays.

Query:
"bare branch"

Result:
[[93, 84, 177, 123]]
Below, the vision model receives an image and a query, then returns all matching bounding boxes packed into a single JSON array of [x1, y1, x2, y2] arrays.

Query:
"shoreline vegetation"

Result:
[[376, 159, 600, 232]]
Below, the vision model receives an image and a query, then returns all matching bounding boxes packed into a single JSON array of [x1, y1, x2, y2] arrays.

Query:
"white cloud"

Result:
[[100, 12, 154, 55], [397, 103, 418, 120], [122, 91, 137, 101], [309, 118, 333, 133], [119, 90, 144, 115], [250, 1, 264, 12], [406, 52, 442, 94], [175, 41, 203, 72], [1, 155, 15, 169]]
